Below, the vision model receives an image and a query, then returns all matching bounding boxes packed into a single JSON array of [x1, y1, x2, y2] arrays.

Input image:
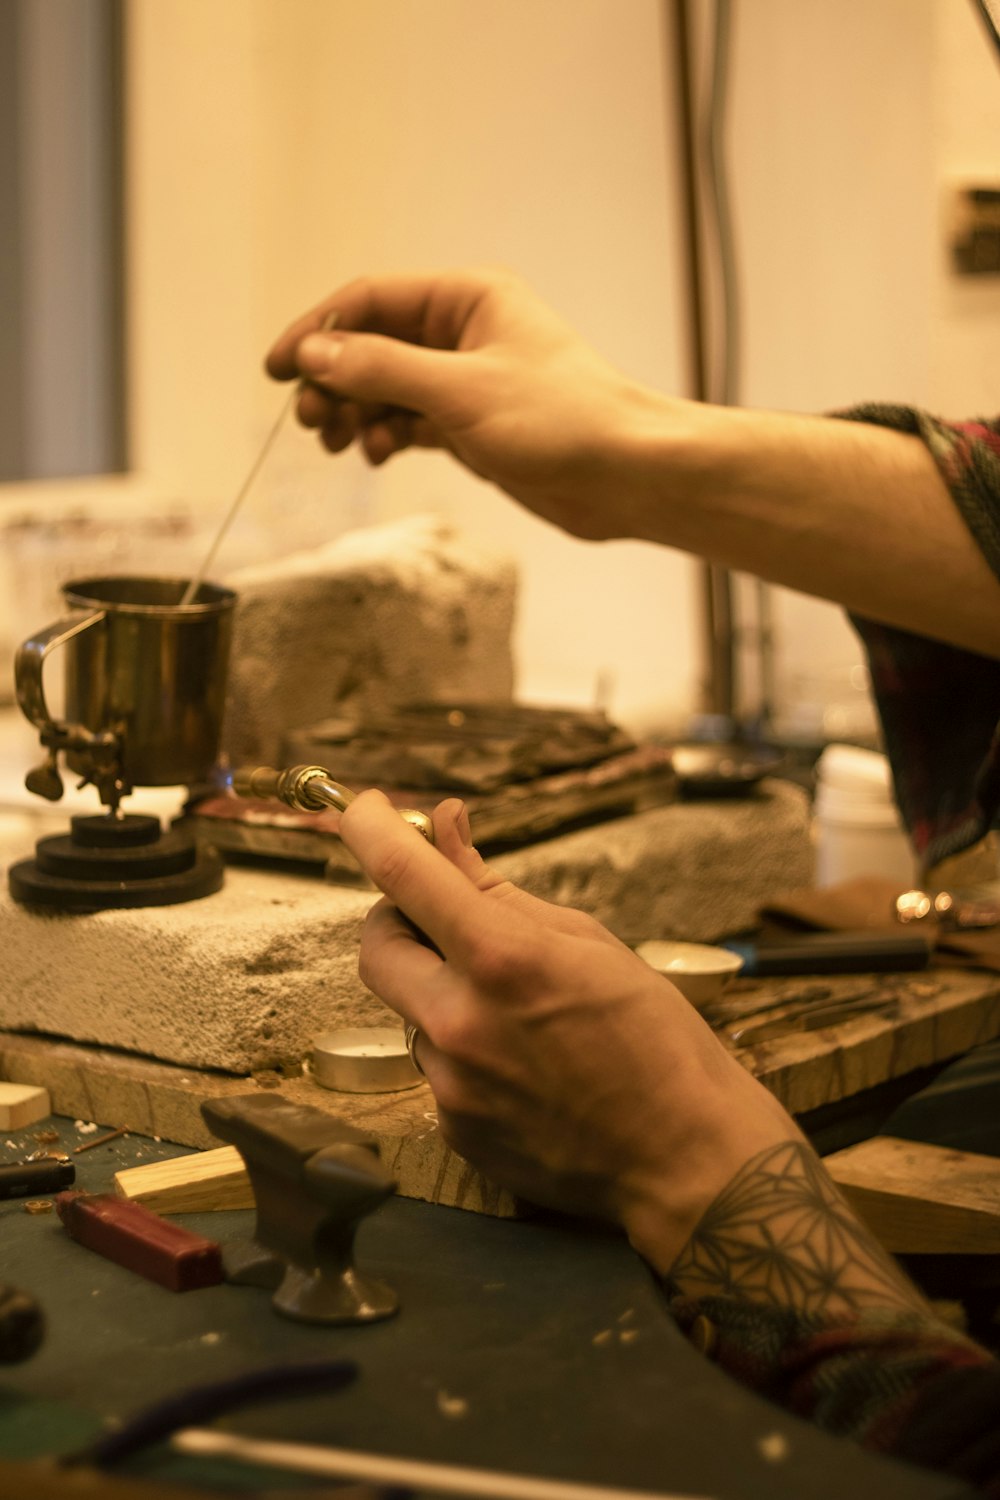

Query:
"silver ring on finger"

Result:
[[404, 1022, 426, 1077]]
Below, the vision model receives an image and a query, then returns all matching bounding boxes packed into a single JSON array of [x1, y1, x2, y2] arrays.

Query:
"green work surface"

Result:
[[0, 1117, 973, 1499]]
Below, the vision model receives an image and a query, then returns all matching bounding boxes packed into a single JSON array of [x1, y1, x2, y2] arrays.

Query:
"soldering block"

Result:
[[0, 779, 811, 1075], [222, 514, 517, 765], [0, 1082, 50, 1129], [56, 1191, 224, 1291]]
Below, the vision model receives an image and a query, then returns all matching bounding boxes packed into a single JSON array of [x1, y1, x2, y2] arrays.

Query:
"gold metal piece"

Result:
[[896, 887, 1000, 930], [895, 889, 934, 925]]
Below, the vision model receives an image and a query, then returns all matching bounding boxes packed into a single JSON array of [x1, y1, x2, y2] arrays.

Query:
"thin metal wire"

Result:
[[179, 385, 300, 607], [180, 310, 339, 607]]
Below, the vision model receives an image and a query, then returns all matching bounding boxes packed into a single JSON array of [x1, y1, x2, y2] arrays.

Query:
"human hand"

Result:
[[336, 789, 798, 1273], [266, 268, 671, 541]]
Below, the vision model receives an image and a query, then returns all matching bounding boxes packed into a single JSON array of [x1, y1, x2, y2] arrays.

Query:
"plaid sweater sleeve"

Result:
[[834, 405, 1000, 872], [670, 1294, 1000, 1494]]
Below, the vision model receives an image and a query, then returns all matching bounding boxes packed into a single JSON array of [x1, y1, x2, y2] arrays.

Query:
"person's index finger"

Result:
[[339, 789, 493, 962], [266, 270, 493, 378], [266, 302, 343, 379], [266, 277, 428, 379]]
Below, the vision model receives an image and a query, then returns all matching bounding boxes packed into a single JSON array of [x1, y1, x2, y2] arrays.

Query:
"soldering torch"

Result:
[[231, 764, 435, 843]]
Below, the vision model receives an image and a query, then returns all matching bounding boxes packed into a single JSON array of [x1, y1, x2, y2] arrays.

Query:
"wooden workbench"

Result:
[[1, 966, 997, 1219], [0, 1117, 960, 1500]]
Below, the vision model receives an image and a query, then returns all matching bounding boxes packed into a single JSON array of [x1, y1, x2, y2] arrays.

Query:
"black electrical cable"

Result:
[[58, 1358, 359, 1469]]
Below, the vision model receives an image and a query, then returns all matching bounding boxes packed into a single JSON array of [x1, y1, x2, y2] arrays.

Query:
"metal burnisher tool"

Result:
[[201, 1094, 398, 1325], [232, 763, 434, 842]]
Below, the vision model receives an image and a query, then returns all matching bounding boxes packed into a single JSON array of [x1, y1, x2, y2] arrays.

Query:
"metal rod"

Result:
[[180, 310, 339, 608], [173, 1428, 709, 1500], [666, 0, 737, 724]]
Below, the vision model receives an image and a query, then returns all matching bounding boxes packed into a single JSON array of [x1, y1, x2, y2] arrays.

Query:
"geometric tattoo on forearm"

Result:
[[666, 1140, 927, 1316]]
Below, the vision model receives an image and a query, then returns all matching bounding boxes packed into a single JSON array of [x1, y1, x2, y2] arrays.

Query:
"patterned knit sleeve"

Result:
[[833, 405, 1000, 873], [670, 1293, 1000, 1495]]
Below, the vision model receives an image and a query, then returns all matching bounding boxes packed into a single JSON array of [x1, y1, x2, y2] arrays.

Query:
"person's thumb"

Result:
[[295, 330, 457, 418]]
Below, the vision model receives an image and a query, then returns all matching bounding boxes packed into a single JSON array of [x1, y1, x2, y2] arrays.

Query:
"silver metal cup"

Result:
[[15, 575, 236, 810]]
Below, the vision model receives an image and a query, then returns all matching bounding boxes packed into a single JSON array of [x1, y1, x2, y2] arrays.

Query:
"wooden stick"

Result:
[[172, 1428, 709, 1500], [114, 1145, 253, 1213], [74, 1126, 128, 1155]]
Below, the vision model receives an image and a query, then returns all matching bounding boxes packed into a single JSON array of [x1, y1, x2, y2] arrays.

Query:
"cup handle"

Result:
[[15, 608, 107, 737]]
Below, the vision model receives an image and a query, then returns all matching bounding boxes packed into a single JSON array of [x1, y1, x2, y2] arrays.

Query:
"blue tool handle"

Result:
[[724, 929, 932, 977]]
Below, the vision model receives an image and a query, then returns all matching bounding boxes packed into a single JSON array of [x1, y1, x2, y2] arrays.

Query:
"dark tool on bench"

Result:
[[0, 1158, 75, 1200], [200, 1094, 398, 1325]]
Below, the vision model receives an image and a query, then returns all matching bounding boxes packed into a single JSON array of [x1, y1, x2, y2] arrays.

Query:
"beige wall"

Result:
[[932, 0, 1000, 415], [126, 0, 698, 729], [117, 0, 1000, 734], [730, 0, 939, 719]]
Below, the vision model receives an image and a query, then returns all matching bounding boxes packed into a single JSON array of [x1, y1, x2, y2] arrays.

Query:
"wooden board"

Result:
[[0, 1030, 518, 1218], [0, 1081, 49, 1129], [115, 1144, 252, 1212], [824, 1136, 1000, 1255], [1, 966, 999, 1220]]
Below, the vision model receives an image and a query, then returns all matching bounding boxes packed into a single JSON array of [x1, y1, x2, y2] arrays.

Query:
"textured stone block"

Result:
[[492, 778, 814, 945], [0, 861, 380, 1074], [222, 514, 517, 765], [0, 781, 812, 1073]]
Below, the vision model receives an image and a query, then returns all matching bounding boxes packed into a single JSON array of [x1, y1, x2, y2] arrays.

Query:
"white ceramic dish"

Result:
[[634, 940, 744, 1007]]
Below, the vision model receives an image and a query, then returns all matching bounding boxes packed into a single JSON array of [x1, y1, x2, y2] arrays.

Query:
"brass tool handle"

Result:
[[15, 608, 119, 802], [16, 609, 106, 736], [232, 764, 352, 813], [232, 764, 434, 843]]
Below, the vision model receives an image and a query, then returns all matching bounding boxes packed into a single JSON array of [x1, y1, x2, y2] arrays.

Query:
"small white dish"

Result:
[[634, 940, 744, 1007]]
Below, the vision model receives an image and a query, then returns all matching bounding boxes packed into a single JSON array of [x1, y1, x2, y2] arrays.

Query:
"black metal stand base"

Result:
[[8, 813, 224, 911]]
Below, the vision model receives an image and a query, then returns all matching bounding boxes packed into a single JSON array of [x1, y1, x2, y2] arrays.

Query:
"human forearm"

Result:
[[613, 396, 1000, 658], [271, 270, 1000, 656], [663, 1138, 928, 1316], [662, 1139, 1000, 1488]]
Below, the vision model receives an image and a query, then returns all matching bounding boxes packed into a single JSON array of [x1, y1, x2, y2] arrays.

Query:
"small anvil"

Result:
[[201, 1093, 398, 1325]]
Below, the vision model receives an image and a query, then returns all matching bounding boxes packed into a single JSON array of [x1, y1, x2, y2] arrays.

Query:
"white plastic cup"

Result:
[[813, 744, 914, 887]]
